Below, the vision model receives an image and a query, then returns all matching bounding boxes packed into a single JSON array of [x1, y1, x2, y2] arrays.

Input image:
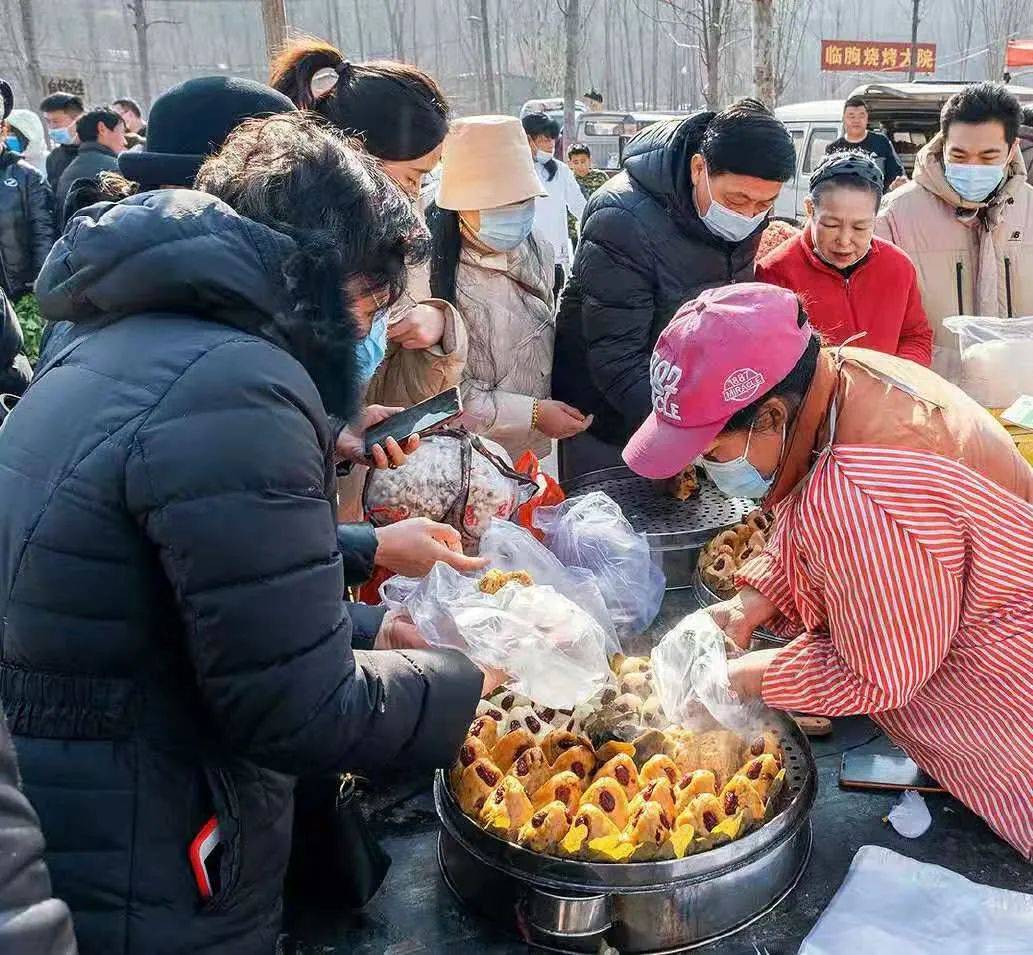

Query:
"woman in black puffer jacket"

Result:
[[0, 112, 486, 954]]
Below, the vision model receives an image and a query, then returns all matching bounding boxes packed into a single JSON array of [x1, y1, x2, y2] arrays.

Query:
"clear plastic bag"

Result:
[[363, 432, 536, 552], [942, 314, 1033, 407], [380, 565, 612, 709], [799, 845, 1033, 955], [649, 610, 765, 735], [534, 492, 665, 641], [477, 520, 619, 655]]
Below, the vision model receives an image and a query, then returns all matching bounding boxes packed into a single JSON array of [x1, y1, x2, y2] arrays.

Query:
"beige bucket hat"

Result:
[[436, 114, 546, 211]]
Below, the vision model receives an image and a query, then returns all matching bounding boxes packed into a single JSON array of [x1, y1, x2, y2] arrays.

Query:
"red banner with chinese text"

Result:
[[1006, 40, 1033, 68], [820, 40, 936, 73]]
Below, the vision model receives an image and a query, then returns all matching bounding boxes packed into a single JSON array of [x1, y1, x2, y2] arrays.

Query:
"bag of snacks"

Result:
[[363, 430, 537, 552], [534, 492, 665, 641]]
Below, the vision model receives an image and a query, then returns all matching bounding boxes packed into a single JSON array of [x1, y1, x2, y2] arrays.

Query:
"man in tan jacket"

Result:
[[876, 82, 1033, 382]]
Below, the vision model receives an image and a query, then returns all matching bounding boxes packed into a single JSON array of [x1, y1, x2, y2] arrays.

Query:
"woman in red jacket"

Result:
[[757, 150, 932, 365]]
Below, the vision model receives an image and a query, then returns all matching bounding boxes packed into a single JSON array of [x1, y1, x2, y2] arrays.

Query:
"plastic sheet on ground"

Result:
[[799, 844, 1033, 955]]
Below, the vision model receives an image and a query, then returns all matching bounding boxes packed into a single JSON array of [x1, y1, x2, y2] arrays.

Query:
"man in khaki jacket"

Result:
[[876, 82, 1033, 382]]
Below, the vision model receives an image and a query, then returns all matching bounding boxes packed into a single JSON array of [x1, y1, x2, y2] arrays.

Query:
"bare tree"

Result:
[[560, 0, 581, 142], [128, 1, 179, 108], [261, 0, 288, 60], [17, 0, 44, 103], [385, 0, 406, 60], [639, 0, 735, 107], [751, 0, 774, 105], [771, 0, 815, 104], [978, 0, 1033, 80], [951, 0, 978, 81], [479, 0, 497, 110]]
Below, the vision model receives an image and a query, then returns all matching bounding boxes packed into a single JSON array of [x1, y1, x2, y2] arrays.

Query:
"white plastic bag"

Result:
[[942, 314, 1033, 407], [477, 520, 619, 655], [887, 789, 932, 839], [799, 845, 1033, 955], [380, 565, 612, 708], [650, 610, 764, 734], [534, 492, 665, 642]]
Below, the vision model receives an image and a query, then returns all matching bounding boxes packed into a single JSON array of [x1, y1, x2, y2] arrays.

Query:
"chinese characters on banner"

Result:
[[821, 40, 936, 73]]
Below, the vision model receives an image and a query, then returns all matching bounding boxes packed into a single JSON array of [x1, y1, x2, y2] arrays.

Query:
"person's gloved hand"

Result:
[[336, 404, 419, 469], [374, 517, 488, 578]]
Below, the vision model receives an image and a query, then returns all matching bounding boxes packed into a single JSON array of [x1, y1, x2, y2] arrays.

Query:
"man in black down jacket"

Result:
[[552, 100, 797, 478], [0, 79, 56, 301], [0, 116, 484, 953], [0, 289, 31, 395]]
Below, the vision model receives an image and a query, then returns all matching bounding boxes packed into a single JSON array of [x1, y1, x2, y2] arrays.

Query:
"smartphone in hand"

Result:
[[363, 387, 462, 457]]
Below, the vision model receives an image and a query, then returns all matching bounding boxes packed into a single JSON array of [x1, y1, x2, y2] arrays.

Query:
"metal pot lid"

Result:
[[561, 467, 754, 550], [435, 710, 816, 895]]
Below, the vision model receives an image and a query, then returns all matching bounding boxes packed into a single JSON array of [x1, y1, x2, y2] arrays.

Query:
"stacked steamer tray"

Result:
[[435, 656, 816, 953], [693, 507, 787, 649], [561, 467, 753, 590]]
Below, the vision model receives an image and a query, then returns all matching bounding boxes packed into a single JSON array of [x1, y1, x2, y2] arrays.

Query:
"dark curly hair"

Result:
[[195, 112, 429, 420]]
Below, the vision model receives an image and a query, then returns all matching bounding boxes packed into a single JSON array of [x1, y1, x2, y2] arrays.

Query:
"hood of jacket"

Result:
[[5, 109, 47, 172], [35, 188, 361, 421], [622, 110, 714, 223], [913, 132, 1028, 215]]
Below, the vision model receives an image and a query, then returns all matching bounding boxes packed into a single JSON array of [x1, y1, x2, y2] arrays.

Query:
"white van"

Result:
[[774, 81, 1033, 221]]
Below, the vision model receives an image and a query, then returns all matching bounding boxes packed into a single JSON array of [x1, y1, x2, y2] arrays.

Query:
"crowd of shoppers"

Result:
[[0, 46, 1031, 954]]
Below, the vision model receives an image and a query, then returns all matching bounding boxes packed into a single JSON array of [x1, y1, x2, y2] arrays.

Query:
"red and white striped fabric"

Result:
[[739, 444, 1033, 858]]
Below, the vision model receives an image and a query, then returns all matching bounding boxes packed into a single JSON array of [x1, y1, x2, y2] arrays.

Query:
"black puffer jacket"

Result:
[[0, 148, 55, 299], [0, 190, 482, 954], [0, 289, 31, 395], [0, 711, 77, 953], [552, 112, 764, 446]]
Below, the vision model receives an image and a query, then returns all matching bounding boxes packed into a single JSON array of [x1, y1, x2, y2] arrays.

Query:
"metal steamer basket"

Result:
[[435, 711, 815, 954], [561, 467, 754, 590]]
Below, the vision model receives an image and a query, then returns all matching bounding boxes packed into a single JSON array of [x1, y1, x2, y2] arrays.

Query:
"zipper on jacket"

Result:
[[955, 262, 964, 314], [1004, 256, 1014, 318]]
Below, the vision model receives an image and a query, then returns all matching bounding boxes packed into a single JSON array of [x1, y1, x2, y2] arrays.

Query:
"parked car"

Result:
[[774, 81, 1033, 221]]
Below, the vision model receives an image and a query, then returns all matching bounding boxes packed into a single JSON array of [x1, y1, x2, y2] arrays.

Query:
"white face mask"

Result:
[[700, 164, 769, 243]]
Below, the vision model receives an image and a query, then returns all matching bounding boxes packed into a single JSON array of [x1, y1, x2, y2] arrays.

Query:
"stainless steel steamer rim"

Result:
[[436, 826, 813, 954], [434, 711, 816, 952], [434, 711, 815, 892]]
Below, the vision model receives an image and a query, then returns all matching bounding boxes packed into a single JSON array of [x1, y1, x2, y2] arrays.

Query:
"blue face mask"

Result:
[[535, 149, 554, 165], [700, 164, 770, 242], [3, 136, 21, 153], [355, 308, 389, 386], [472, 200, 536, 252], [944, 161, 1006, 203], [49, 125, 73, 146], [701, 422, 784, 500]]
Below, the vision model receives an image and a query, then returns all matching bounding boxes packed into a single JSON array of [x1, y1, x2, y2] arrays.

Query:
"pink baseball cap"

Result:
[[623, 283, 812, 480]]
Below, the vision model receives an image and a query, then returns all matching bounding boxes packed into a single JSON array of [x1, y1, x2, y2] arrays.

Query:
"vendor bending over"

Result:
[[624, 283, 1033, 859]]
